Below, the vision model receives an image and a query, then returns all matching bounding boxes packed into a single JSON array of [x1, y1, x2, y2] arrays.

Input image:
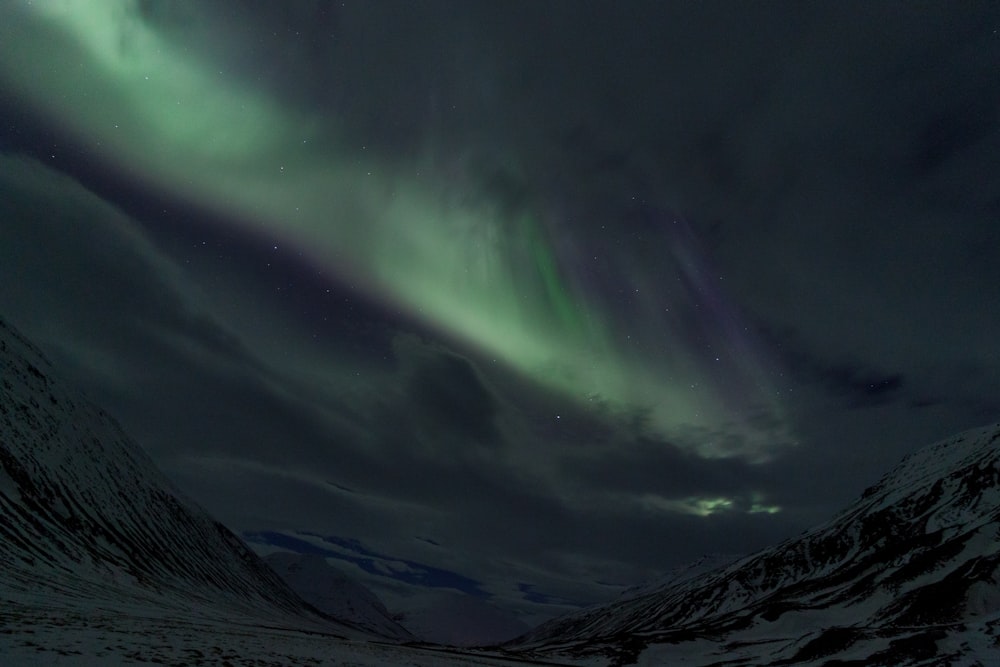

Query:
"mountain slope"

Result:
[[0, 317, 375, 636], [512, 423, 1000, 665], [264, 551, 414, 640], [395, 590, 533, 647]]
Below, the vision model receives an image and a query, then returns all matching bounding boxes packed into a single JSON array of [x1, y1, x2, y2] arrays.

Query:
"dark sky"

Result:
[[1, 1, 998, 622]]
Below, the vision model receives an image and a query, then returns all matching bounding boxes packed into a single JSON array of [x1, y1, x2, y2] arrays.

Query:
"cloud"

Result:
[[561, 433, 760, 499], [396, 337, 500, 445], [911, 99, 999, 175], [756, 327, 907, 410], [0, 156, 232, 379]]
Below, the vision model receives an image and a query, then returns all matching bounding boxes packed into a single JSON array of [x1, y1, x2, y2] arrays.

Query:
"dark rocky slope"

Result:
[[0, 317, 378, 637], [512, 423, 1000, 665]]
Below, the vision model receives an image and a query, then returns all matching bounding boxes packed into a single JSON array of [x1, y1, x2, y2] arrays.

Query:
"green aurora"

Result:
[[0, 0, 790, 459]]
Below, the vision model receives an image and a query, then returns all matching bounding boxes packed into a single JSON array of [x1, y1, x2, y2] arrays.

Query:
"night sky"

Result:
[[1, 1, 998, 622]]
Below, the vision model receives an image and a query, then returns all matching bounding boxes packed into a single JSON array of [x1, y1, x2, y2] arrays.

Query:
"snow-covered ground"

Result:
[[0, 592, 563, 667]]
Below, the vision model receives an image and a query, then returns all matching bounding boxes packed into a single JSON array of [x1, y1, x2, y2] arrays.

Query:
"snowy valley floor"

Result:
[[5, 599, 999, 667], [0, 598, 580, 667]]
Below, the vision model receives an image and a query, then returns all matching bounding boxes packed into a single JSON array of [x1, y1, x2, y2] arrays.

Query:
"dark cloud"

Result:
[[405, 348, 499, 445], [563, 435, 757, 499], [761, 321, 1000, 429], [760, 327, 908, 409], [913, 98, 999, 175]]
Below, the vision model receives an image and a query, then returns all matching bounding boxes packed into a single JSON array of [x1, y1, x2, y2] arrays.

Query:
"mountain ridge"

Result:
[[511, 422, 1000, 665], [0, 316, 381, 636]]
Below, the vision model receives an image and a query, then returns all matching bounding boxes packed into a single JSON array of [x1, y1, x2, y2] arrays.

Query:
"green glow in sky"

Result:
[[638, 494, 782, 517], [0, 1, 789, 457]]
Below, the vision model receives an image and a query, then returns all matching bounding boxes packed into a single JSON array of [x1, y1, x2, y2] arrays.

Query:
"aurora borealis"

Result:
[[0, 0, 788, 456], [2, 1, 998, 620]]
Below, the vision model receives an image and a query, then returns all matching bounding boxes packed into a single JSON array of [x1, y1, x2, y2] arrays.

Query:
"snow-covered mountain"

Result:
[[0, 317, 587, 665], [264, 551, 413, 640], [614, 553, 740, 600], [512, 422, 1000, 665], [0, 316, 386, 637], [261, 552, 531, 647], [394, 589, 533, 647]]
